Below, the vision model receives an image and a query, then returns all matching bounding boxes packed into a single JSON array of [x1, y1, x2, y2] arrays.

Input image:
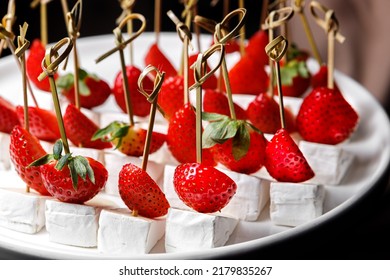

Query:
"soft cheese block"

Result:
[[45, 200, 102, 247], [0, 188, 51, 234], [165, 208, 238, 253], [163, 165, 269, 221], [299, 140, 354, 185], [98, 208, 165, 255], [0, 132, 11, 171], [270, 182, 325, 227]]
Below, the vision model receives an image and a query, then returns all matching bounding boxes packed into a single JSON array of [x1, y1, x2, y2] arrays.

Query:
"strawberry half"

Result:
[[245, 30, 269, 66], [118, 163, 170, 218], [188, 53, 217, 90], [158, 75, 185, 120], [167, 103, 215, 166], [144, 43, 177, 78], [26, 39, 58, 92], [174, 163, 237, 213], [63, 104, 112, 150], [203, 89, 247, 120], [112, 65, 154, 117], [296, 87, 359, 145], [9, 126, 50, 195], [56, 68, 111, 109], [0, 96, 20, 133], [16, 106, 60, 142], [265, 128, 314, 183]]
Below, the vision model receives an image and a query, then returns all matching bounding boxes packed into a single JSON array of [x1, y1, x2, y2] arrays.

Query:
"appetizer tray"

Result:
[[0, 33, 389, 259]]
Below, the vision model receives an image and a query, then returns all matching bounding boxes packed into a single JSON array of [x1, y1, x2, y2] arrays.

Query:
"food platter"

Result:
[[0, 33, 389, 259]]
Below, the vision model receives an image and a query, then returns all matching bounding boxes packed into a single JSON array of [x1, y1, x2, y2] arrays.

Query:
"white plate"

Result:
[[0, 33, 389, 259]]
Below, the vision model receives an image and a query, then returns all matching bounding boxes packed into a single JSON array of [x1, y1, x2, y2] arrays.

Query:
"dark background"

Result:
[[0, 0, 390, 260]]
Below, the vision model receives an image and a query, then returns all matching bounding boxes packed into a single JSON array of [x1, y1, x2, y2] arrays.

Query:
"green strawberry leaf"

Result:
[[56, 73, 74, 90], [202, 111, 227, 122], [68, 160, 79, 190], [202, 121, 225, 148], [232, 122, 250, 160], [73, 156, 87, 181], [78, 68, 89, 80], [92, 121, 122, 141], [78, 156, 95, 184], [55, 153, 72, 171], [53, 139, 63, 160], [78, 80, 91, 96], [28, 154, 54, 167], [280, 60, 309, 85]]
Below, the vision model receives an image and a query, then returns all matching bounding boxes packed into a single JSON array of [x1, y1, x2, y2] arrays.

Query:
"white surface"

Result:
[[0, 33, 389, 259]]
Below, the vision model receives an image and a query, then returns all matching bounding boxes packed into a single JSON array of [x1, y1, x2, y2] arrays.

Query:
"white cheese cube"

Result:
[[163, 165, 269, 221], [98, 208, 165, 255], [104, 151, 163, 196], [165, 208, 238, 253], [299, 140, 354, 185], [45, 200, 101, 247], [270, 182, 325, 227], [0, 188, 51, 234], [0, 132, 11, 171]]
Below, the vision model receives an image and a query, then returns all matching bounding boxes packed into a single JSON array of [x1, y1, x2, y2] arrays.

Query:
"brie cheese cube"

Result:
[[165, 208, 238, 253], [163, 165, 269, 221], [0, 188, 50, 234], [270, 182, 325, 227], [45, 200, 101, 247], [98, 208, 165, 255], [299, 140, 354, 185], [104, 151, 164, 196], [0, 132, 11, 171]]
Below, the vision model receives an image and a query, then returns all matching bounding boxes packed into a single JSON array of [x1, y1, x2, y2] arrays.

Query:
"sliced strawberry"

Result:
[[63, 104, 112, 150], [119, 163, 170, 218], [265, 128, 314, 182], [158, 75, 185, 120], [203, 89, 247, 120], [245, 30, 269, 66], [174, 163, 237, 213], [188, 53, 218, 90], [9, 126, 50, 195], [0, 96, 20, 133], [167, 103, 215, 166], [144, 43, 177, 78], [16, 106, 60, 142], [112, 65, 153, 117], [296, 87, 359, 145], [26, 39, 58, 92]]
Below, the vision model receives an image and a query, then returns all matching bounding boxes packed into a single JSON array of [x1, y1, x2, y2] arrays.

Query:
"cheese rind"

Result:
[[270, 182, 325, 227], [0, 188, 49, 234], [165, 208, 238, 253], [98, 208, 166, 255]]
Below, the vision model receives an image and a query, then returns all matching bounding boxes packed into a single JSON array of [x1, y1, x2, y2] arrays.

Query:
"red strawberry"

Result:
[[9, 126, 50, 195], [174, 163, 237, 213], [93, 121, 165, 157], [211, 129, 267, 174], [16, 106, 60, 142], [203, 89, 247, 120], [26, 39, 58, 92], [57, 69, 111, 109], [287, 43, 310, 62], [225, 55, 268, 95], [246, 92, 296, 134], [311, 65, 340, 92], [167, 103, 215, 166], [296, 87, 359, 145], [144, 43, 177, 78], [188, 53, 217, 90], [277, 59, 311, 97], [118, 163, 170, 218], [158, 75, 185, 120], [245, 30, 269, 66], [0, 96, 20, 133], [112, 65, 153, 117], [265, 128, 314, 182], [63, 104, 112, 150]]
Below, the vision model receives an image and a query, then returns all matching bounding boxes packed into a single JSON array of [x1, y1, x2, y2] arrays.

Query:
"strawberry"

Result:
[[188, 53, 217, 90], [9, 125, 50, 195], [63, 104, 112, 150], [30, 140, 108, 203], [26, 39, 58, 92], [265, 128, 314, 182], [56, 68, 111, 109], [311, 64, 340, 92], [112, 65, 154, 117], [245, 30, 269, 66], [144, 43, 177, 78], [118, 163, 170, 218], [0, 96, 20, 133], [246, 92, 296, 134], [225, 55, 268, 95], [286, 43, 310, 62], [16, 106, 60, 142], [203, 89, 247, 120], [167, 103, 215, 166], [277, 59, 311, 97], [296, 87, 359, 145], [158, 75, 185, 120], [174, 163, 237, 213], [92, 121, 166, 157]]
